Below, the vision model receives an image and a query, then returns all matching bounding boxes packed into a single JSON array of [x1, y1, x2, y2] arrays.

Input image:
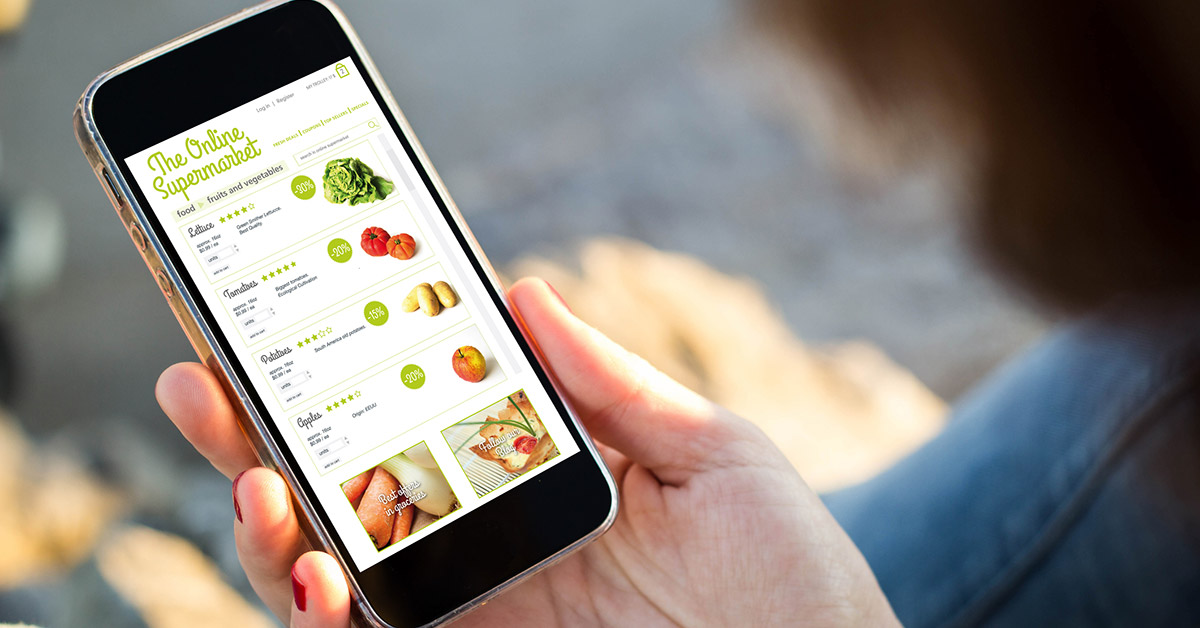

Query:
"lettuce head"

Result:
[[323, 157, 395, 205]]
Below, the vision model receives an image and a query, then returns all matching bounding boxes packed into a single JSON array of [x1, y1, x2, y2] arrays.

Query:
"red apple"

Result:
[[452, 346, 486, 383]]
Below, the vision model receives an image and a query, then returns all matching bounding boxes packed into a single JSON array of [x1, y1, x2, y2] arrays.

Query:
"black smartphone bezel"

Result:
[[88, 2, 614, 626]]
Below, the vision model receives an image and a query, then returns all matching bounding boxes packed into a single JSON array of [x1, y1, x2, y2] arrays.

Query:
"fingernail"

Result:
[[545, 280, 573, 314], [292, 564, 307, 612], [232, 470, 246, 524]]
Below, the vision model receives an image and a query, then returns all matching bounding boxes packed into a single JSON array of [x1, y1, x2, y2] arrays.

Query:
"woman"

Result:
[[156, 1, 1200, 626]]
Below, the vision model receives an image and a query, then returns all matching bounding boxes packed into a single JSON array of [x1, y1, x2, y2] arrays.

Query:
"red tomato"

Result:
[[513, 435, 537, 455], [387, 233, 416, 260], [361, 227, 391, 256]]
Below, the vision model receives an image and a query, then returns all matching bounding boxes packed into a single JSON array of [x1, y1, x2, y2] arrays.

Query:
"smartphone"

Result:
[[73, 1, 617, 625]]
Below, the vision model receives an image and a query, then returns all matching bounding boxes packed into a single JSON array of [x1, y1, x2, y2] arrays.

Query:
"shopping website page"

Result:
[[123, 59, 578, 570]]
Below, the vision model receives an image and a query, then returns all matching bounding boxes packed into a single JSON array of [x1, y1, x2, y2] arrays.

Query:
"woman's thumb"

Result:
[[509, 277, 732, 485]]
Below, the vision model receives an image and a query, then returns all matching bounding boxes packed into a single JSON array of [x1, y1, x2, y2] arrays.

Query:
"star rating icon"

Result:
[[216, 205, 256, 224], [261, 262, 297, 282], [292, 328, 327, 348], [296, 341, 304, 349], [324, 391, 364, 414]]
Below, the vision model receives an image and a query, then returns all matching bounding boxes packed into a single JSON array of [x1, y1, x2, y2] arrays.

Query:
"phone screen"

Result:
[[119, 58, 581, 572]]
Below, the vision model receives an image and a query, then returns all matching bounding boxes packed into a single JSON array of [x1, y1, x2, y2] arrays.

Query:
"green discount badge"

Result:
[[401, 364, 425, 390], [327, 238, 352, 263], [292, 175, 316, 200], [364, 300, 389, 326]]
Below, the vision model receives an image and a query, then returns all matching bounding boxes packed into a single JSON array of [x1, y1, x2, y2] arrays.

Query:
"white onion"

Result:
[[378, 453, 457, 516]]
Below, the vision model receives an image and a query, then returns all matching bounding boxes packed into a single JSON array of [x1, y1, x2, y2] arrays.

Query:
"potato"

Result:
[[355, 467, 400, 549], [410, 509, 438, 535], [401, 284, 428, 313], [417, 284, 441, 317], [433, 281, 458, 308]]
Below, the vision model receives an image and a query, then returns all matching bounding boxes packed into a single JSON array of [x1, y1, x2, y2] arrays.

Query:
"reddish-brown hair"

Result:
[[759, 0, 1200, 311]]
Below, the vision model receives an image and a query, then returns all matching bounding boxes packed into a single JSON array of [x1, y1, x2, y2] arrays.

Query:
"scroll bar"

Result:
[[380, 137, 522, 376]]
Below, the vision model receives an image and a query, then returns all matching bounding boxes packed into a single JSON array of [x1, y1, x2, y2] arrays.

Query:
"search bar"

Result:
[[293, 118, 380, 166]]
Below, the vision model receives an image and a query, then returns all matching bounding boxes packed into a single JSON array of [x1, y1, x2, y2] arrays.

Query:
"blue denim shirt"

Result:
[[825, 297, 1200, 627]]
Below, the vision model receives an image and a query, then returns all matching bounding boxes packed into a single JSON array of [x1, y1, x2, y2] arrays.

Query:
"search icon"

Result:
[[368, 120, 380, 129]]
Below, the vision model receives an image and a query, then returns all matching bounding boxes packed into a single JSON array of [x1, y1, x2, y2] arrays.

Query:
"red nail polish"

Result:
[[292, 564, 307, 612], [232, 470, 247, 523], [545, 280, 573, 314]]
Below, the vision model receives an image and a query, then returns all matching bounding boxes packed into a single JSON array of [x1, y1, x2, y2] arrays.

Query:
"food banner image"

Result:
[[339, 441, 461, 552], [441, 390, 560, 497]]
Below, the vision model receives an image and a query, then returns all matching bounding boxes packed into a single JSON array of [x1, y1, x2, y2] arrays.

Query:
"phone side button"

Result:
[[100, 167, 124, 206], [130, 225, 148, 252], [155, 268, 175, 299]]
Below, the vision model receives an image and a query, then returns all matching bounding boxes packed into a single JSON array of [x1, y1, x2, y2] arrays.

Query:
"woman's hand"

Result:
[[156, 278, 897, 627]]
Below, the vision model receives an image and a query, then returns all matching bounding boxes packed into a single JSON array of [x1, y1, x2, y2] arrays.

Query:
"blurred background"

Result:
[[0, 0, 1047, 625]]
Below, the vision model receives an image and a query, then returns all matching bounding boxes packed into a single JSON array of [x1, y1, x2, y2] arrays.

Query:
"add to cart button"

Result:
[[293, 118, 380, 166]]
